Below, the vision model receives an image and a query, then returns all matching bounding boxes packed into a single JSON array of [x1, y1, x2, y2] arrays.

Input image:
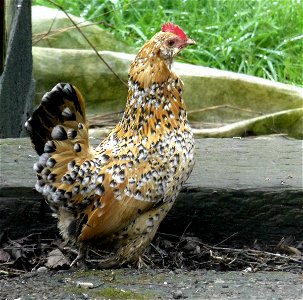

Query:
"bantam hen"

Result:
[[25, 22, 195, 268]]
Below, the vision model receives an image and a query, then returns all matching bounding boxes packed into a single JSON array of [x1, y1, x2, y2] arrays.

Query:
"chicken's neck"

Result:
[[117, 73, 188, 139]]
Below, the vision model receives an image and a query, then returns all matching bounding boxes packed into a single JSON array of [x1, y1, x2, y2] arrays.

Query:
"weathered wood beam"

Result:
[[0, 137, 302, 245]]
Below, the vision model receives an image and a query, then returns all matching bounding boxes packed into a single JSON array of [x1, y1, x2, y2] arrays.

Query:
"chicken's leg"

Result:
[[97, 201, 173, 268]]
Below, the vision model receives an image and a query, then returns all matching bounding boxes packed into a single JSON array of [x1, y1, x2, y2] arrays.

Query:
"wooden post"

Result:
[[0, 0, 4, 73], [0, 0, 35, 138]]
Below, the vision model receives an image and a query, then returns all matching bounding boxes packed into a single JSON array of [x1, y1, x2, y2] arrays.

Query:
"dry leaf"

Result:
[[0, 249, 11, 262], [45, 249, 69, 268]]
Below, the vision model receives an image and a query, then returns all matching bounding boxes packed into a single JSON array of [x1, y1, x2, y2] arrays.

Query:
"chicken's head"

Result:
[[134, 23, 195, 68], [129, 22, 195, 88], [159, 22, 196, 63]]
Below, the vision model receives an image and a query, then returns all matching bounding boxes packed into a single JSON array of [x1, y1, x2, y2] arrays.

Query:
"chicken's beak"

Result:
[[180, 38, 196, 49], [186, 38, 196, 46]]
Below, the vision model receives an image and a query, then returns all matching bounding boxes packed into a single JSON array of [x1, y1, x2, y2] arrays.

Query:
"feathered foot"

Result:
[[137, 255, 152, 269], [70, 244, 88, 269]]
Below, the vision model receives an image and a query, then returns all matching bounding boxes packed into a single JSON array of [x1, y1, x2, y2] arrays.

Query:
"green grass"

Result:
[[33, 0, 303, 86]]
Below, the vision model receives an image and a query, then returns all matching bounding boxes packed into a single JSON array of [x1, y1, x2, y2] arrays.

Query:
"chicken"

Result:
[[25, 22, 196, 268]]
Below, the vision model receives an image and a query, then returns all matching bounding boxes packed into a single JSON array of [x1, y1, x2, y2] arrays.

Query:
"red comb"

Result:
[[161, 22, 187, 40]]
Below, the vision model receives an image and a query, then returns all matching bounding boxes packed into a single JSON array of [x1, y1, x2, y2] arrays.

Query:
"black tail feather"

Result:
[[25, 83, 86, 155]]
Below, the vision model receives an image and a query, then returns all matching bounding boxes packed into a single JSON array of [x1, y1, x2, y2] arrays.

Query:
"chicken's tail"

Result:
[[25, 83, 93, 211], [25, 83, 87, 155]]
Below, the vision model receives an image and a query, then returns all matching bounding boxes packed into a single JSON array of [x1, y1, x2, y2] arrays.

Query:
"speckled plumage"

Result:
[[25, 23, 195, 267]]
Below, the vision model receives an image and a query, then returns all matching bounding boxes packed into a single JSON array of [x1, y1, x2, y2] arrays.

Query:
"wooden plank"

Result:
[[1, 136, 302, 190], [0, 136, 302, 244]]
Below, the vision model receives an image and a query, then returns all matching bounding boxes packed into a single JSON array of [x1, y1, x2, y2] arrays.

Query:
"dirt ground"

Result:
[[0, 232, 303, 299], [1, 268, 302, 300]]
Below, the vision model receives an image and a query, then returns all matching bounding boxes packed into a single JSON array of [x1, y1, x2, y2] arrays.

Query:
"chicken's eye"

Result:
[[167, 40, 176, 47]]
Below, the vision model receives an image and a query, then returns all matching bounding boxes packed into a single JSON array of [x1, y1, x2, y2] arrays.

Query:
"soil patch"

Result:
[[1, 231, 302, 299]]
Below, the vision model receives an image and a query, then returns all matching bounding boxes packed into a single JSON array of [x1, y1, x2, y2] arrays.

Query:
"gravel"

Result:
[[1, 269, 302, 300]]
